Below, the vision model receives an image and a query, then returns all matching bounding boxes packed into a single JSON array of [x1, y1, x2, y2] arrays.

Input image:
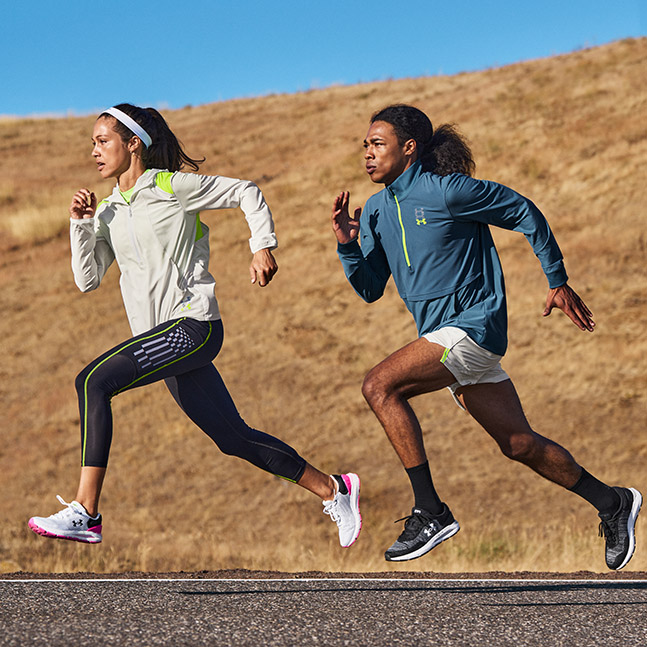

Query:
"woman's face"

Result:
[[92, 117, 133, 180], [364, 120, 416, 186]]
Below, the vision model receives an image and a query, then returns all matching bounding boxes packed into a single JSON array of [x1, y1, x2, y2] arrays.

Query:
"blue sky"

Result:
[[1, 0, 644, 117]]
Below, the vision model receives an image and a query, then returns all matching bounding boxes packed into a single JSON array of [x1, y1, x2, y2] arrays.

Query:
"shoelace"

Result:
[[49, 495, 81, 520], [394, 513, 429, 541], [323, 499, 342, 525], [598, 499, 623, 544], [598, 520, 617, 544]]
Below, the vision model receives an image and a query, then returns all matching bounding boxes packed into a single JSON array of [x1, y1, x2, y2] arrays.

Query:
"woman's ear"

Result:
[[128, 136, 144, 154]]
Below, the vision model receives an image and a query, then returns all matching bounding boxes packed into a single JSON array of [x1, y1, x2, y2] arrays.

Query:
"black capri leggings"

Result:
[[74, 317, 306, 482]]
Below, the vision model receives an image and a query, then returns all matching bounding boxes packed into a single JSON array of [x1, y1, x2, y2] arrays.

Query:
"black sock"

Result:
[[405, 461, 443, 515], [569, 469, 620, 515], [333, 475, 348, 495]]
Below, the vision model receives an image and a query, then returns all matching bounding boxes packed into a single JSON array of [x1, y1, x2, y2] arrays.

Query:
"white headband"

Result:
[[103, 107, 152, 148]]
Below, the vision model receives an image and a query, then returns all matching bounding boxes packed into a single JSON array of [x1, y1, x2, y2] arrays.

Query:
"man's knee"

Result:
[[499, 431, 539, 462], [361, 368, 389, 408]]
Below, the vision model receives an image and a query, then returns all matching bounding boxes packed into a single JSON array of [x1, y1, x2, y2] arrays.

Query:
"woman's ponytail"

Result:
[[100, 103, 204, 172], [371, 104, 475, 177]]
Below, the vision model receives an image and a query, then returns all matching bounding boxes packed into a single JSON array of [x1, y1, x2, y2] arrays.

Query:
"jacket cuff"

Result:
[[249, 233, 278, 254], [336, 239, 361, 257], [545, 264, 569, 289]]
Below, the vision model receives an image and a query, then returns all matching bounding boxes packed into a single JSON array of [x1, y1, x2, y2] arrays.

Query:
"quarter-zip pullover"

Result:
[[337, 161, 568, 355], [71, 169, 277, 335]]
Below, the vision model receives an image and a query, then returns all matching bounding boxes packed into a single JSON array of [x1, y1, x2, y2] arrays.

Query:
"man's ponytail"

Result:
[[421, 124, 474, 177]]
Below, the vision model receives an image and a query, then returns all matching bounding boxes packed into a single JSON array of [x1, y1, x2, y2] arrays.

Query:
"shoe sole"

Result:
[[385, 521, 460, 562], [615, 487, 642, 570], [28, 519, 102, 544], [341, 473, 362, 547]]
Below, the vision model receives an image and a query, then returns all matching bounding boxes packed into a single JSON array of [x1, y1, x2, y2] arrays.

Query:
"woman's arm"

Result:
[[172, 173, 278, 286], [69, 189, 114, 292], [171, 173, 277, 253]]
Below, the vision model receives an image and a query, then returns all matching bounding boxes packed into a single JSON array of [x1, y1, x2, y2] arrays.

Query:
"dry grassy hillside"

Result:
[[1, 38, 645, 574]]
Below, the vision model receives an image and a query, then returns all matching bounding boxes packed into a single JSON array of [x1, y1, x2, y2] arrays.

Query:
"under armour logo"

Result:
[[423, 527, 432, 537], [72, 520, 84, 527], [416, 218, 427, 226]]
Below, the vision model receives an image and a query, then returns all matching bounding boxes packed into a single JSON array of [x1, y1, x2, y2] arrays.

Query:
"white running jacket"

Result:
[[70, 169, 277, 335]]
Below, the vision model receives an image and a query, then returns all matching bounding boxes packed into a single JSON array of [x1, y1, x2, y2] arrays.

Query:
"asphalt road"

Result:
[[2, 573, 647, 646]]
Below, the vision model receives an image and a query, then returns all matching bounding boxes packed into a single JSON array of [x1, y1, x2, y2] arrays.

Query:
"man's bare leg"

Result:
[[457, 380, 582, 488], [361, 338, 455, 468]]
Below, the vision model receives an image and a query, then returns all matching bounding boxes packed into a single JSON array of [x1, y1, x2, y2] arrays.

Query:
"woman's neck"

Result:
[[117, 160, 147, 192]]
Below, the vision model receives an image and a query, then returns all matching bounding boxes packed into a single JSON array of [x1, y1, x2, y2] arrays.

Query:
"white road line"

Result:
[[2, 577, 647, 584]]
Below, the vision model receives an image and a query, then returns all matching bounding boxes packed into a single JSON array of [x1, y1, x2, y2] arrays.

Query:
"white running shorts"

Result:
[[422, 326, 509, 410]]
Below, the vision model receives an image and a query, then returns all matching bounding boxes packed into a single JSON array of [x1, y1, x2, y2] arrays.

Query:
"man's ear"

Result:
[[404, 138, 418, 159]]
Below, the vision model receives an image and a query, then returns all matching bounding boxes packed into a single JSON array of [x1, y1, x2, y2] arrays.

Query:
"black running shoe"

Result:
[[384, 505, 459, 562], [598, 487, 642, 570]]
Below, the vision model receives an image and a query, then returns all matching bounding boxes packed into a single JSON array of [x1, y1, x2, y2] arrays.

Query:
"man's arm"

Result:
[[445, 174, 594, 332]]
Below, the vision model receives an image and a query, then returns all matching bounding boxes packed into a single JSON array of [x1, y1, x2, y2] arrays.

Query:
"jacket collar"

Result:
[[105, 168, 164, 205], [386, 160, 422, 201]]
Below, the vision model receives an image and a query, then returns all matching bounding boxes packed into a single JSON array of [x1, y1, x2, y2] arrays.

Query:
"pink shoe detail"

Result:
[[343, 473, 362, 547], [28, 517, 102, 544], [341, 473, 354, 494]]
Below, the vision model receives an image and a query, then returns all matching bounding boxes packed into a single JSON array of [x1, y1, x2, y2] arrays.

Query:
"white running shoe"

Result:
[[323, 473, 362, 547], [28, 495, 102, 544]]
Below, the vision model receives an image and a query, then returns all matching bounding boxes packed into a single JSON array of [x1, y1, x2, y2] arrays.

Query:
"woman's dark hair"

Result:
[[99, 103, 204, 172], [371, 104, 475, 177]]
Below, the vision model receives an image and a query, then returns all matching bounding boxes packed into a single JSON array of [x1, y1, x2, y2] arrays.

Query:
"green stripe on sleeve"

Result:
[[155, 172, 174, 194]]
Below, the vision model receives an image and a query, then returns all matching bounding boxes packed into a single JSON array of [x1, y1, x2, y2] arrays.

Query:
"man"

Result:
[[331, 104, 640, 569]]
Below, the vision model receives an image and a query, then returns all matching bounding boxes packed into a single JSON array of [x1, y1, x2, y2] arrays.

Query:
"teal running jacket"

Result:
[[337, 161, 568, 356]]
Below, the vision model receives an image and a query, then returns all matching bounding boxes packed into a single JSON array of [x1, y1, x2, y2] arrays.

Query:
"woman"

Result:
[[29, 104, 361, 549], [331, 104, 639, 569]]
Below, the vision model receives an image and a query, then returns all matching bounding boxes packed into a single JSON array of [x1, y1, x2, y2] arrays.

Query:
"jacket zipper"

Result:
[[392, 192, 413, 272], [127, 205, 144, 265]]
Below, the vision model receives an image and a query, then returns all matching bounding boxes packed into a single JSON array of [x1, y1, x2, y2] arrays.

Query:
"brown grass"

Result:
[[1, 38, 646, 574]]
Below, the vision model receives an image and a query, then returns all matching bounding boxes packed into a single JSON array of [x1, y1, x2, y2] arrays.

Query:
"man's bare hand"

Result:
[[331, 191, 361, 245], [543, 284, 595, 332]]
